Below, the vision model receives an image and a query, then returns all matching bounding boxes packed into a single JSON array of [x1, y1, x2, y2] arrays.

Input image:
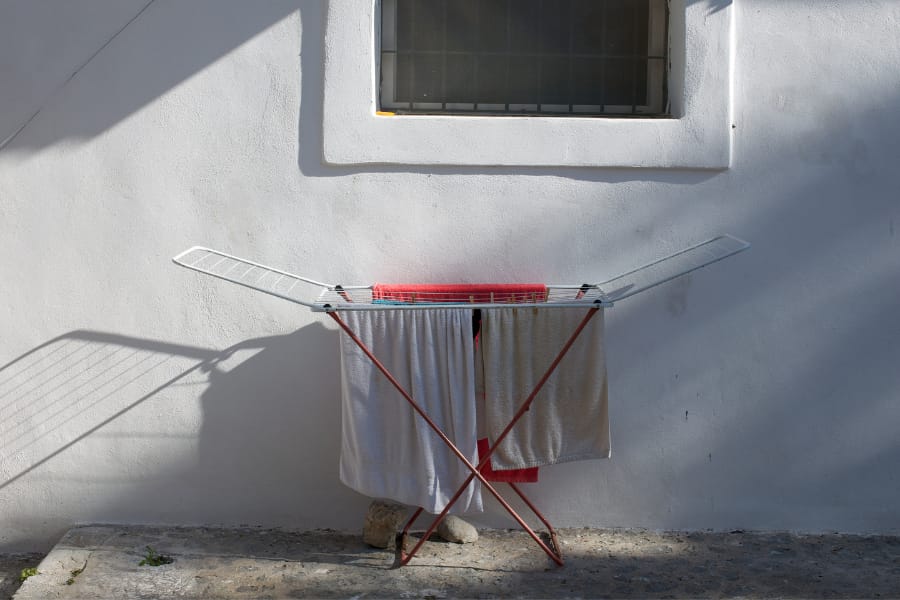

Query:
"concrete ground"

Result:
[[8, 524, 900, 599], [0, 553, 43, 600]]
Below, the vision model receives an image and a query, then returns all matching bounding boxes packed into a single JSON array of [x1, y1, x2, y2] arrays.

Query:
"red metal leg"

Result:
[[330, 311, 561, 566], [330, 306, 600, 567], [508, 482, 561, 559], [395, 507, 424, 563]]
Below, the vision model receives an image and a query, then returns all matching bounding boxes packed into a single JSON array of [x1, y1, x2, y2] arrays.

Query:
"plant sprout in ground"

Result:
[[66, 567, 84, 585], [138, 546, 173, 567], [19, 567, 38, 582]]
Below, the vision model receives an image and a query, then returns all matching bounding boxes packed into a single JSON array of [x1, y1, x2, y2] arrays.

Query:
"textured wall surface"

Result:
[[1, 0, 899, 551]]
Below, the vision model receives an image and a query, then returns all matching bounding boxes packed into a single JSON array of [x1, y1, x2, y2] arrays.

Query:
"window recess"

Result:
[[380, 0, 668, 116]]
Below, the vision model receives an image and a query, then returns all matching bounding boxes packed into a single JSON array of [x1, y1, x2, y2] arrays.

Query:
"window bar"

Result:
[[567, 0, 574, 114], [393, 1, 402, 109], [473, 0, 480, 112], [408, 0, 416, 110], [631, 0, 640, 114], [441, 0, 447, 111], [536, 0, 543, 113], [600, 0, 607, 113], [662, 0, 670, 114], [505, 0, 511, 113]]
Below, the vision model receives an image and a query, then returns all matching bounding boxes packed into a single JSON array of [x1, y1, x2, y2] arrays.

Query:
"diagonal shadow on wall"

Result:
[[0, 330, 218, 491], [0, 324, 365, 551], [0, 0, 300, 152]]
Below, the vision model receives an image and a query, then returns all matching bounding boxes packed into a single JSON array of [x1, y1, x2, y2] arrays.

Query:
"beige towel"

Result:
[[480, 307, 610, 470]]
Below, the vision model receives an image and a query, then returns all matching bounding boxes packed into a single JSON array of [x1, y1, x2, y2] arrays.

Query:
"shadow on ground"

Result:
[[12, 525, 900, 599]]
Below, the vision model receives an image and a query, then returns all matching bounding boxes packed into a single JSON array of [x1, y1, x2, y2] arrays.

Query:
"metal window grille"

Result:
[[380, 0, 668, 116]]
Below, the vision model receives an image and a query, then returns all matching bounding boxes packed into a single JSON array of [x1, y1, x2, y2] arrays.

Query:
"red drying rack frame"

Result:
[[171, 235, 750, 567], [329, 303, 603, 567]]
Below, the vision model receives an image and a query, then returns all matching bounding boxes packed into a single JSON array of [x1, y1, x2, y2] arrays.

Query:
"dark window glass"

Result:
[[509, 1, 541, 52], [383, 0, 666, 115], [603, 58, 639, 105], [540, 0, 571, 54], [445, 0, 477, 51], [572, 57, 604, 105], [477, 0, 508, 52], [572, 1, 604, 54], [539, 56, 570, 105], [412, 0, 445, 51], [445, 54, 475, 102], [475, 55, 507, 104], [508, 56, 539, 104], [396, 1, 414, 52]]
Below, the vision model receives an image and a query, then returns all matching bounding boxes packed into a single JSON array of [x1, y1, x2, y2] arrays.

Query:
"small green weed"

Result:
[[19, 567, 39, 582], [66, 567, 84, 585], [138, 546, 173, 567]]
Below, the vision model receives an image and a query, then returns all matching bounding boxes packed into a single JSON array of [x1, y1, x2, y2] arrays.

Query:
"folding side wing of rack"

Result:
[[173, 234, 750, 311], [172, 234, 749, 567]]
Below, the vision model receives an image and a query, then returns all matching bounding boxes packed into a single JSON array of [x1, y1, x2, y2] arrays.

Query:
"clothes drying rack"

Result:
[[173, 234, 749, 567]]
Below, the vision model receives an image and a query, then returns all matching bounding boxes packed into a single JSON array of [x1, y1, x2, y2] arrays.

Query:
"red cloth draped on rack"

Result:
[[372, 283, 547, 304], [477, 438, 538, 483]]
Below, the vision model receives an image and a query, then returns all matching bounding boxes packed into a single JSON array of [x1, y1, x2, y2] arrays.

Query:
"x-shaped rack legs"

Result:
[[329, 305, 601, 567]]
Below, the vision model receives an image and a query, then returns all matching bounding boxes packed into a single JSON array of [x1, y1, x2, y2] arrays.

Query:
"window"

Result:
[[322, 0, 734, 168], [380, 0, 668, 116]]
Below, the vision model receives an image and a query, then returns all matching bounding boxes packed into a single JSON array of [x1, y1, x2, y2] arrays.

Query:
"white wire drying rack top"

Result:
[[172, 234, 749, 312]]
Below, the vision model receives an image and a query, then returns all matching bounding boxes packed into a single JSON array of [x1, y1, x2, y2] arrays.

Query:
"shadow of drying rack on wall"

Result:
[[172, 234, 749, 568]]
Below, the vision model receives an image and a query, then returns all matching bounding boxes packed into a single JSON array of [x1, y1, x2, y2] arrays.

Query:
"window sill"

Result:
[[322, 0, 733, 169]]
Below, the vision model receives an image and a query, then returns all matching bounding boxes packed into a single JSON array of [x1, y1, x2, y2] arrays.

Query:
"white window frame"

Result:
[[323, 0, 733, 169]]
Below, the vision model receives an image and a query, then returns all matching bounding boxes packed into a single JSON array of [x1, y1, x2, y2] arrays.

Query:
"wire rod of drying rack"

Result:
[[172, 234, 749, 312]]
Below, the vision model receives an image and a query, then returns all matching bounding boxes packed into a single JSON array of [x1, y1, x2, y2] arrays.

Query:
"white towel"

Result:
[[338, 309, 482, 514], [480, 307, 610, 470]]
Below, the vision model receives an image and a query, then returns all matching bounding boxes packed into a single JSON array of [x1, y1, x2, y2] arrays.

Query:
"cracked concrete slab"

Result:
[[12, 524, 900, 599]]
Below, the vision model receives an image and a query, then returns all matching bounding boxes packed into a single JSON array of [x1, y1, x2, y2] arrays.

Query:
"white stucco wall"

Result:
[[1, 0, 899, 552]]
